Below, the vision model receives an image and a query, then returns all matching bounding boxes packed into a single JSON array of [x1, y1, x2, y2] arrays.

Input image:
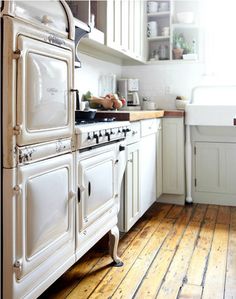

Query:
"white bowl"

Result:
[[142, 101, 156, 110], [176, 12, 194, 24], [175, 99, 189, 110]]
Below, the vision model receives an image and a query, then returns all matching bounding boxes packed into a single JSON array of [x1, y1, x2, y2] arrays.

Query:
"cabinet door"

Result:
[[16, 35, 73, 146], [195, 142, 236, 194], [106, 0, 121, 50], [77, 150, 116, 232], [106, 0, 144, 60], [134, 0, 142, 59], [14, 154, 75, 280], [162, 118, 185, 195], [121, 0, 129, 53], [124, 142, 140, 231], [140, 133, 157, 216]]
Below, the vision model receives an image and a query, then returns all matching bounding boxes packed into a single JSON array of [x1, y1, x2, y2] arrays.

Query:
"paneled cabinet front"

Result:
[[124, 142, 140, 232], [106, 0, 145, 60], [76, 149, 117, 234], [13, 153, 75, 281], [16, 35, 73, 146], [195, 142, 236, 194], [162, 117, 185, 195]]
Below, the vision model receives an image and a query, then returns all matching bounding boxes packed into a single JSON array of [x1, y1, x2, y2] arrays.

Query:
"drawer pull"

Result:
[[88, 182, 91, 196], [77, 187, 81, 203]]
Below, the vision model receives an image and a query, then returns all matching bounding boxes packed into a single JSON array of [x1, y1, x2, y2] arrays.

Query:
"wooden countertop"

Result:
[[95, 110, 184, 122]]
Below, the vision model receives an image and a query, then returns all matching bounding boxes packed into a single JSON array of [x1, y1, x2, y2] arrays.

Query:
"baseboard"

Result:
[[157, 193, 185, 205]]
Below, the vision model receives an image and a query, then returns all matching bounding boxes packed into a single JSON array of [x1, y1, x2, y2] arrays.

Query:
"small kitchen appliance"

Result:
[[117, 79, 140, 107]]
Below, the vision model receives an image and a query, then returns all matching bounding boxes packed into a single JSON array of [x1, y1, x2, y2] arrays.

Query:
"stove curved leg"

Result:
[[109, 225, 124, 267]]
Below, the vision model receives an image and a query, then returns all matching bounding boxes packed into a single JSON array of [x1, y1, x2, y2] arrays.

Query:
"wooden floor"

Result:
[[39, 203, 236, 299]]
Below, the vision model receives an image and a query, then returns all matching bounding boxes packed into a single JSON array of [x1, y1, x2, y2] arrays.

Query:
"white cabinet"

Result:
[[195, 142, 236, 195], [106, 0, 121, 50], [140, 119, 157, 216], [76, 149, 116, 232], [68, 0, 145, 63], [146, 0, 200, 62], [107, 0, 145, 60], [162, 117, 185, 199], [124, 142, 140, 231], [119, 122, 141, 232]]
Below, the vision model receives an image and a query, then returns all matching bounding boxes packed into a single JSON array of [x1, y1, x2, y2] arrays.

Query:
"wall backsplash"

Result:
[[76, 53, 205, 109], [122, 63, 205, 109], [75, 53, 122, 98]]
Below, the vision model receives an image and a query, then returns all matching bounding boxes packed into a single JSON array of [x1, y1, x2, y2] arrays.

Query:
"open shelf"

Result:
[[146, 0, 200, 62], [147, 11, 170, 17]]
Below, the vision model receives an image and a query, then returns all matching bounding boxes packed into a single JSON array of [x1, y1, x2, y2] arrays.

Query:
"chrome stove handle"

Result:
[[71, 89, 80, 110]]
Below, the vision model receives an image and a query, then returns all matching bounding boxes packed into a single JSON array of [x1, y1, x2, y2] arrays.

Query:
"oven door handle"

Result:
[[88, 181, 91, 197], [71, 88, 80, 110], [77, 185, 85, 203]]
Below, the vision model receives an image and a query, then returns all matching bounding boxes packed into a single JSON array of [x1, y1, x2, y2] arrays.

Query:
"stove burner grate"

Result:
[[75, 117, 116, 125]]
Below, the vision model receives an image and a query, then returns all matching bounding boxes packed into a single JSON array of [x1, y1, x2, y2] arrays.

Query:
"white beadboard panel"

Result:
[[75, 53, 122, 97], [121, 63, 205, 109]]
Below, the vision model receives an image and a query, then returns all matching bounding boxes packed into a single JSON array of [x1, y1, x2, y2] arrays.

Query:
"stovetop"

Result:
[[75, 117, 116, 125]]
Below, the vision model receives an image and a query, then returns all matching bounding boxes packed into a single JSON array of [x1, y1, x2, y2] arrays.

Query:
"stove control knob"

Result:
[[122, 128, 127, 137], [93, 133, 99, 144], [110, 129, 115, 135], [126, 128, 131, 133], [118, 128, 121, 133], [87, 133, 91, 140], [105, 131, 110, 141], [99, 131, 103, 137]]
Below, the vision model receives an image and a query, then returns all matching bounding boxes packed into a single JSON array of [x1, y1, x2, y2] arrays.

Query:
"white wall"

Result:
[[75, 53, 122, 97], [76, 53, 206, 110], [122, 62, 205, 109]]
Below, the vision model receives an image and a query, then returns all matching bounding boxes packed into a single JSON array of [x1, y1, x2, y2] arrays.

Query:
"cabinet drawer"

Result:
[[126, 122, 141, 144], [141, 119, 158, 137]]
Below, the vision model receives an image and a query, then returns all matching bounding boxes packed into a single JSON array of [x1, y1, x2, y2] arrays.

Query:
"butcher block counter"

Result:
[[95, 110, 184, 122]]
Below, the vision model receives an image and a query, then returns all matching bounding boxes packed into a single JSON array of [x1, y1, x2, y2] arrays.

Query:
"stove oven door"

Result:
[[14, 153, 75, 280], [15, 35, 73, 146], [76, 146, 117, 233]]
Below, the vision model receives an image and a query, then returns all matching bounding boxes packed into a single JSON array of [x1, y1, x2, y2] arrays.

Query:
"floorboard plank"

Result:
[[155, 207, 203, 299], [201, 223, 229, 299], [191, 204, 208, 223], [112, 219, 174, 299], [186, 205, 218, 286], [66, 204, 172, 299], [38, 204, 234, 299], [217, 206, 231, 225], [225, 207, 236, 299], [166, 205, 184, 219], [39, 204, 154, 299], [134, 205, 194, 299], [178, 284, 202, 299]]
